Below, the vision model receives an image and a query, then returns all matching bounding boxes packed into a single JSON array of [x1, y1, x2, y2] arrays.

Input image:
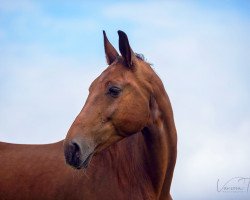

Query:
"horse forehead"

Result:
[[98, 64, 127, 83]]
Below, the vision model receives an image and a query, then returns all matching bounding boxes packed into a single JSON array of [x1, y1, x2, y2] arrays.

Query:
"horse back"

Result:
[[0, 141, 77, 200]]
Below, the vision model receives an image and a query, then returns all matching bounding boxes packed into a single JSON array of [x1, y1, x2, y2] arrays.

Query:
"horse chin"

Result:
[[80, 152, 95, 169], [94, 135, 124, 154]]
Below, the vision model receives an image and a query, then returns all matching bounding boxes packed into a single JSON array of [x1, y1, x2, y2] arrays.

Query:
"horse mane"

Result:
[[135, 53, 145, 61], [135, 53, 154, 69]]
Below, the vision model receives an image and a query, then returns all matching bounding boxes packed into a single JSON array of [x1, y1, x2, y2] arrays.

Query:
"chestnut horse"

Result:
[[0, 31, 177, 200]]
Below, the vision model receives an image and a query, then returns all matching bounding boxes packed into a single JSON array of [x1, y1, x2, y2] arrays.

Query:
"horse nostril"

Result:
[[72, 141, 79, 153], [65, 141, 82, 168]]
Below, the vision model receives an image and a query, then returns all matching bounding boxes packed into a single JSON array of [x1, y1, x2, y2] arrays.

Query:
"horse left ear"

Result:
[[103, 30, 119, 65], [118, 30, 136, 68]]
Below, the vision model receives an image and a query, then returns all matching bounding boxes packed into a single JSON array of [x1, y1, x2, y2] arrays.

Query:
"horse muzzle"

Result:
[[64, 139, 94, 169]]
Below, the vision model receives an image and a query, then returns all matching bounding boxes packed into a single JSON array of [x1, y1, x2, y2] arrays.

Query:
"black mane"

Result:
[[135, 53, 145, 61]]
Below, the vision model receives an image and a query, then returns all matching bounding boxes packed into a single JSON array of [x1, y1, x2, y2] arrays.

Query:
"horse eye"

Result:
[[108, 86, 121, 98]]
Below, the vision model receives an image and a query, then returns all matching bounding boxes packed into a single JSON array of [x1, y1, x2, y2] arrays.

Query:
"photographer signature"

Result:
[[217, 177, 250, 193]]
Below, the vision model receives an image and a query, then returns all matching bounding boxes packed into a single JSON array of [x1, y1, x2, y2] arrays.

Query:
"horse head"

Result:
[[64, 31, 155, 169]]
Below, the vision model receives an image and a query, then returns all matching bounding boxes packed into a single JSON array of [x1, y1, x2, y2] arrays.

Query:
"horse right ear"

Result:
[[103, 31, 119, 65], [118, 30, 136, 68]]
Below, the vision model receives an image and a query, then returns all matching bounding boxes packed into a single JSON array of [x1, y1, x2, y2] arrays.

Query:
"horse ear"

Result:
[[118, 30, 135, 68], [103, 30, 119, 65]]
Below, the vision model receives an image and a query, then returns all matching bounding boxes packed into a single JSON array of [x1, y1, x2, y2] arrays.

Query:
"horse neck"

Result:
[[141, 72, 177, 199]]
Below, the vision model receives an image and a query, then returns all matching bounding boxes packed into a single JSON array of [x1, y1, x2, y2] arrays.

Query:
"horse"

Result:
[[0, 31, 177, 200]]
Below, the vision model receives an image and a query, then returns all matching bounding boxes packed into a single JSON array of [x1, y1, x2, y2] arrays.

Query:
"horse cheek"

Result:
[[115, 103, 148, 135]]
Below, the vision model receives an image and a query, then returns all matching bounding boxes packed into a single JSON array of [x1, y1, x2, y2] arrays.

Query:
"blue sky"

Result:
[[0, 1, 250, 199]]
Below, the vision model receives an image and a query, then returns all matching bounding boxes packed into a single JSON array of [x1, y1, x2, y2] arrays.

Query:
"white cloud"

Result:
[[0, 0, 38, 13], [0, 43, 104, 144]]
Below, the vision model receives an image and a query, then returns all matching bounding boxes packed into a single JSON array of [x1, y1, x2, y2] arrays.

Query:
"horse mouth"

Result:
[[76, 153, 94, 169]]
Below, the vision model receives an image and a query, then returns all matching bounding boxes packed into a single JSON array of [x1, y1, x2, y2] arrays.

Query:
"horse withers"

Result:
[[0, 31, 177, 200]]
